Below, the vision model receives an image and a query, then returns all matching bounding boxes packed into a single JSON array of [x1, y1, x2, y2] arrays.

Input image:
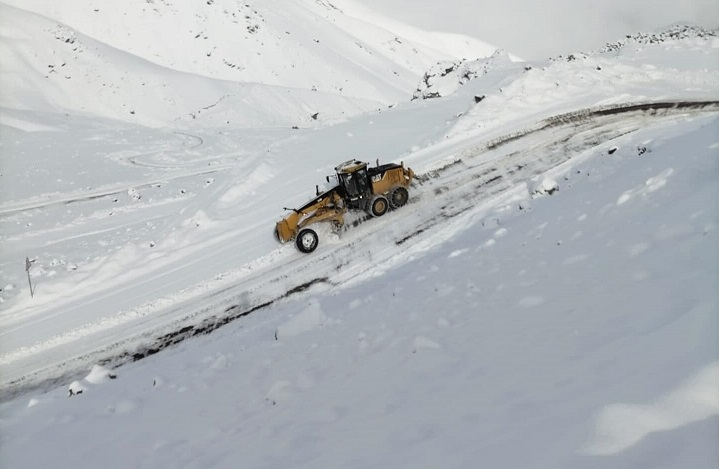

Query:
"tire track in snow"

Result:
[[123, 132, 205, 168], [0, 132, 217, 216]]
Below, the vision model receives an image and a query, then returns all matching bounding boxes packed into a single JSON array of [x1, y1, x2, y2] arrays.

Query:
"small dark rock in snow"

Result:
[[637, 146, 648, 156], [128, 188, 141, 200], [608, 146, 618, 155], [68, 381, 85, 397], [310, 112, 319, 120], [533, 178, 559, 197]]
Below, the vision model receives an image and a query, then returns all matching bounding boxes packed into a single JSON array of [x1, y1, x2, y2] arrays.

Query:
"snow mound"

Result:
[[68, 381, 85, 396], [532, 178, 559, 197], [84, 365, 117, 384], [275, 299, 327, 340]]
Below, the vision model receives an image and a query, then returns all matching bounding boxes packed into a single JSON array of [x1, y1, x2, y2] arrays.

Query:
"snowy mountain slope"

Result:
[[0, 27, 718, 398], [0, 10, 718, 467], [0, 0, 500, 126], [1, 100, 717, 398], [0, 110, 717, 469], [0, 2, 384, 128], [6, 0, 499, 84]]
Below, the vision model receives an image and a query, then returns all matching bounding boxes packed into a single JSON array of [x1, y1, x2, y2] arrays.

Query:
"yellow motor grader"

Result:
[[275, 159, 415, 253]]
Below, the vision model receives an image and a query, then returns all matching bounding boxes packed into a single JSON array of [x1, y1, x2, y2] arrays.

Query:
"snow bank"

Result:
[[447, 25, 719, 139]]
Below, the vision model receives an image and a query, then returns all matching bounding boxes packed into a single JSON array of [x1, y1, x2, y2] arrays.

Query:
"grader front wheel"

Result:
[[296, 228, 319, 253]]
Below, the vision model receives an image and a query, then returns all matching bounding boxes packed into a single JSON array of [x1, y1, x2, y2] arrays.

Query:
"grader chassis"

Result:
[[275, 159, 414, 253]]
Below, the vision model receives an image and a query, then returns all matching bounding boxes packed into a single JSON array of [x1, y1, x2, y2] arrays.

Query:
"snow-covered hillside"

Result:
[[1, 107, 717, 469], [0, 2, 718, 466], [0, 0, 499, 127]]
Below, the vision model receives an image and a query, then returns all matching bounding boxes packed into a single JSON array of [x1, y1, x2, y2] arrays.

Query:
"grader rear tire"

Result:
[[389, 186, 409, 209]]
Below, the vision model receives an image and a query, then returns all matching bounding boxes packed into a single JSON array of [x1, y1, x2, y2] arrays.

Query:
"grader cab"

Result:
[[275, 159, 414, 253]]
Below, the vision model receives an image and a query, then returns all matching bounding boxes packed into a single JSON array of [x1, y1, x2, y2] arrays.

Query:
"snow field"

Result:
[[1, 115, 717, 468], [1, 98, 716, 396], [0, 4, 717, 467]]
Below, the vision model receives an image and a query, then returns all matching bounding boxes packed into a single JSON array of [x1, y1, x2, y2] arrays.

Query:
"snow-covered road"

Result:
[[2, 100, 716, 400], [2, 106, 717, 469]]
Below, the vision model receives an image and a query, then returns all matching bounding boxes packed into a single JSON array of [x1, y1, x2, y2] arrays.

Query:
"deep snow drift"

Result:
[[0, 1, 718, 467]]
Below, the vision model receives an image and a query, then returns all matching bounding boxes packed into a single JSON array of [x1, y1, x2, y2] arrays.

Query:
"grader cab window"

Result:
[[341, 168, 369, 198]]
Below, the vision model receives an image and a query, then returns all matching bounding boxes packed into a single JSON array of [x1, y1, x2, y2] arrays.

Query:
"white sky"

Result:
[[360, 0, 719, 59]]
